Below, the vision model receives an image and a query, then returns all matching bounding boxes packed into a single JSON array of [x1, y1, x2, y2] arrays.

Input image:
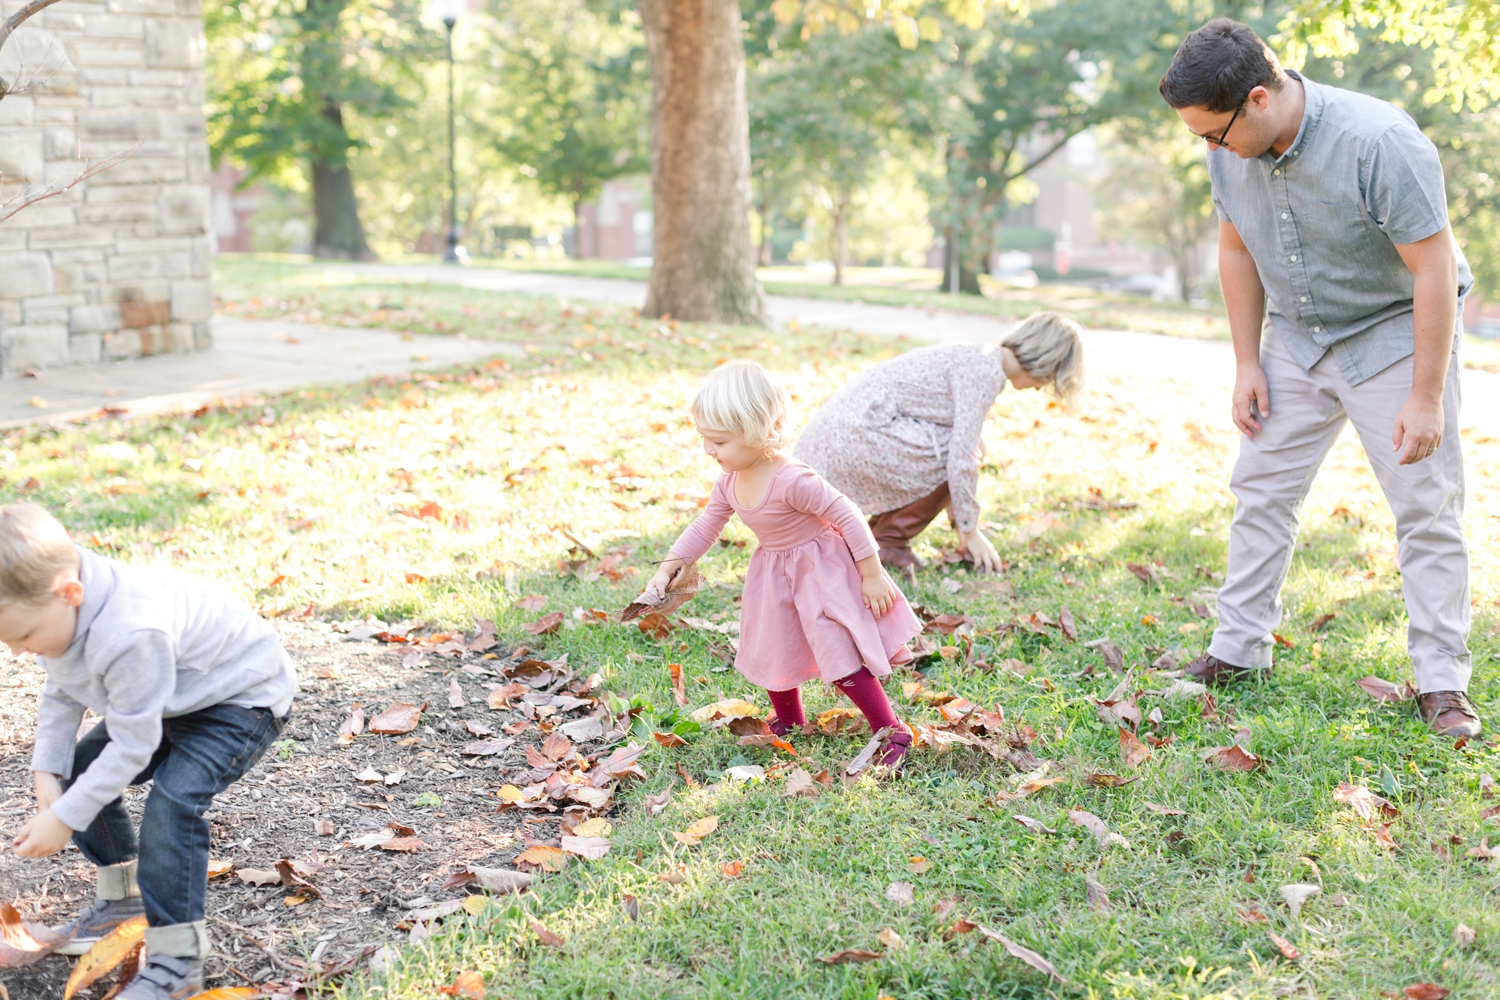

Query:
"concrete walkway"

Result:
[[3, 260, 1496, 431]]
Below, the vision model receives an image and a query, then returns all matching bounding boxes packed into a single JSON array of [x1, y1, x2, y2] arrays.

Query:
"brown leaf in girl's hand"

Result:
[[368, 702, 427, 735], [816, 949, 882, 965], [530, 918, 565, 948], [667, 662, 688, 707], [1119, 728, 1151, 768], [523, 612, 565, 636], [1267, 931, 1299, 960]]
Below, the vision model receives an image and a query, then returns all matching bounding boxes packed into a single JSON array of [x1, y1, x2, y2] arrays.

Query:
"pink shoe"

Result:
[[875, 725, 913, 774]]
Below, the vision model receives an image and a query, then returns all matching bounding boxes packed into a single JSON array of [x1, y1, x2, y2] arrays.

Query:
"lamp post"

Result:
[[433, 0, 465, 263]]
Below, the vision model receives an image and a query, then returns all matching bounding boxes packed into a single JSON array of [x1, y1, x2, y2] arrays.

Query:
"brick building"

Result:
[[0, 0, 213, 373]]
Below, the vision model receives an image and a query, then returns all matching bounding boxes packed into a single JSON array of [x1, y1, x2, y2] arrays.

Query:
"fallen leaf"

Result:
[[816, 949, 882, 965], [558, 716, 604, 742], [1084, 773, 1136, 789], [782, 767, 823, 798], [185, 991, 258, 999], [653, 732, 689, 747], [1467, 837, 1494, 859], [1333, 782, 1399, 822], [659, 866, 687, 884], [1356, 676, 1415, 703], [515, 595, 548, 611], [667, 662, 689, 707], [338, 705, 365, 738], [570, 817, 612, 838], [1058, 606, 1077, 642], [1280, 883, 1320, 921], [530, 918, 565, 948], [1310, 612, 1336, 632], [1013, 815, 1058, 834], [523, 612, 565, 636], [1119, 728, 1151, 768], [876, 927, 906, 950], [446, 677, 465, 710], [1126, 562, 1158, 586], [383, 768, 407, 785], [379, 837, 428, 853], [1454, 923, 1476, 947], [1093, 639, 1125, 672], [206, 859, 234, 879], [515, 846, 568, 872], [1482, 773, 1496, 798], [464, 720, 495, 737], [814, 707, 863, 734], [673, 816, 720, 846], [368, 701, 427, 735], [1403, 986, 1450, 1000], [1203, 745, 1266, 772], [438, 971, 486, 999], [845, 728, 889, 778], [943, 918, 979, 940], [885, 881, 915, 906], [64, 916, 146, 999], [690, 699, 761, 723], [1236, 905, 1268, 925], [1268, 931, 1299, 960], [1016, 776, 1065, 797], [976, 927, 1067, 983], [1084, 874, 1110, 912], [443, 867, 535, 894], [236, 868, 283, 887], [0, 903, 57, 968], [1144, 801, 1186, 816], [721, 861, 744, 878], [560, 836, 611, 861], [348, 829, 395, 849], [1067, 809, 1128, 849], [644, 783, 675, 815]]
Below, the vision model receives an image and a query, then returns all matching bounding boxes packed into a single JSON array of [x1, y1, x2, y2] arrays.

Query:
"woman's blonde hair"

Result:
[[691, 359, 793, 452], [0, 503, 78, 608], [1002, 310, 1085, 405]]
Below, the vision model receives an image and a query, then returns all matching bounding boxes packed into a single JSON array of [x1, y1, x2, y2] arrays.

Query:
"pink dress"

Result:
[[669, 461, 923, 691]]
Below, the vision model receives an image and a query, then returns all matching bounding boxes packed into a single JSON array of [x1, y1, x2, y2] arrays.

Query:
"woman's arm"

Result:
[[946, 354, 1006, 571]]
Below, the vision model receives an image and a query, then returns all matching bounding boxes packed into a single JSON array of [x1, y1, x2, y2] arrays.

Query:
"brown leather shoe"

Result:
[[1184, 653, 1266, 687], [1417, 690, 1482, 739]]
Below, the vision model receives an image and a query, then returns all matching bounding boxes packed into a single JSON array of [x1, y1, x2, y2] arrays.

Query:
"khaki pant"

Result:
[[1207, 327, 1471, 693]]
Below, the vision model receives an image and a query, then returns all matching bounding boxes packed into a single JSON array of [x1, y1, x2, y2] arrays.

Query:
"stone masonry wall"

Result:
[[0, 0, 211, 373]]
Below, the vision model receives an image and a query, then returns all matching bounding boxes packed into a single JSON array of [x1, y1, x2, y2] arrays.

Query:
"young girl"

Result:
[[645, 360, 923, 771]]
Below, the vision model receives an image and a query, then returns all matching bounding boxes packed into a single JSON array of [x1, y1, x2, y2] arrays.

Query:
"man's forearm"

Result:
[[1221, 246, 1267, 367], [1410, 268, 1457, 402]]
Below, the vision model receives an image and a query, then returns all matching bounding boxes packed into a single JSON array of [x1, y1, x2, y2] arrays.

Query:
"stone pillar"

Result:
[[0, 0, 212, 373]]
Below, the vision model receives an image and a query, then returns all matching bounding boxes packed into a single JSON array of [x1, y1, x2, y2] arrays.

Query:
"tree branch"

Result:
[[0, 142, 141, 224], [0, 0, 68, 69]]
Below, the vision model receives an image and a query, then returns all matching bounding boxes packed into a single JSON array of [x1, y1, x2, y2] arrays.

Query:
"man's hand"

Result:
[[960, 528, 1002, 574], [1393, 392, 1444, 465], [33, 772, 62, 811], [13, 807, 73, 858], [1232, 364, 1271, 437]]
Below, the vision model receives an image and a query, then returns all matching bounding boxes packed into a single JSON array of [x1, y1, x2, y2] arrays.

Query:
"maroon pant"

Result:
[[867, 483, 952, 568]]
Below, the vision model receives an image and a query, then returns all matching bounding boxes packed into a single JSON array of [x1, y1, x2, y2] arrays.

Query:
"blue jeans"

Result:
[[64, 704, 288, 927]]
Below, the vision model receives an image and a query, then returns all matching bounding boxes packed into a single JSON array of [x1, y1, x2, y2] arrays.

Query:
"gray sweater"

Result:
[[32, 548, 298, 831]]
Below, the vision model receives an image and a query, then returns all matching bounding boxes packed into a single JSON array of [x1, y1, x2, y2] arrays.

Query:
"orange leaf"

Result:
[[530, 918, 565, 948], [1203, 745, 1265, 772], [667, 662, 688, 707], [1267, 931, 1299, 960], [438, 972, 485, 1000], [721, 861, 745, 878], [816, 949, 882, 965], [64, 917, 146, 999], [368, 701, 427, 735], [672, 816, 719, 846], [1119, 728, 1151, 769], [653, 732, 688, 747], [515, 845, 568, 872], [1403, 986, 1450, 1000], [523, 612, 565, 635], [184, 990, 259, 1000]]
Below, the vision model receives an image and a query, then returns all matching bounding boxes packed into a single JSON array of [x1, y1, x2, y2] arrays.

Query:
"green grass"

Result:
[[5, 260, 1500, 997]]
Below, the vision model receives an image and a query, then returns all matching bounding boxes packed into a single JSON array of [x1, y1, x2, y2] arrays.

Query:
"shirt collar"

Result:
[[1263, 69, 1322, 166], [59, 546, 109, 657]]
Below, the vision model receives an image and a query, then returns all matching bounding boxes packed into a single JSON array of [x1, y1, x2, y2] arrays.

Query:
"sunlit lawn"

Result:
[[4, 259, 1500, 998]]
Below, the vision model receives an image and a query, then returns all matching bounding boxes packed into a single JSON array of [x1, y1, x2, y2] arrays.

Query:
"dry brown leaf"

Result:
[[666, 662, 689, 707], [515, 595, 548, 611], [236, 868, 282, 887], [1016, 776, 1065, 796], [338, 705, 364, 738], [1466, 836, 1493, 859], [976, 927, 1068, 983], [814, 707, 864, 734], [438, 971, 486, 999], [1084, 874, 1110, 912], [673, 816, 719, 846], [1144, 801, 1186, 816], [885, 881, 915, 906], [1125, 562, 1159, 586], [460, 738, 514, 756], [530, 918, 565, 948], [816, 949, 883, 965], [1333, 782, 1399, 822], [0, 903, 57, 968], [644, 783, 675, 816], [1268, 931, 1299, 960], [621, 564, 700, 621], [314, 818, 336, 836], [560, 836, 611, 860], [63, 916, 146, 999], [379, 837, 428, 853], [1068, 809, 1128, 849], [782, 767, 823, 799], [522, 612, 565, 636], [1203, 745, 1265, 772], [1084, 773, 1137, 789], [1058, 606, 1077, 642], [1403, 986, 1450, 1000], [653, 732, 689, 748], [1355, 676, 1415, 703], [1119, 728, 1151, 768], [446, 677, 465, 710], [943, 918, 979, 940], [515, 845, 568, 872], [205, 859, 234, 879], [186, 990, 258, 1000], [1453, 923, 1476, 947], [908, 855, 933, 874], [1310, 612, 1336, 632], [368, 701, 427, 735], [1013, 815, 1058, 834], [1280, 883, 1320, 921]]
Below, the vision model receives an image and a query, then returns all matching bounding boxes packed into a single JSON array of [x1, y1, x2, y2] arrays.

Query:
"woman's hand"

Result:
[[13, 807, 72, 858], [644, 557, 687, 602], [855, 555, 895, 618], [961, 528, 1002, 574], [33, 772, 61, 811]]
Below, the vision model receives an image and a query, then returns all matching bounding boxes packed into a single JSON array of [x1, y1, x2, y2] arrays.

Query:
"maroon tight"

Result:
[[767, 667, 902, 735]]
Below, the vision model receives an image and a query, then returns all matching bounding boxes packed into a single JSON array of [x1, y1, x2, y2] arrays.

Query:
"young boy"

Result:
[[0, 503, 297, 999]]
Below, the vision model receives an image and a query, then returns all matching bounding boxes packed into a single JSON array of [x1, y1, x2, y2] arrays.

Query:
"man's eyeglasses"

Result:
[[1189, 101, 1244, 148]]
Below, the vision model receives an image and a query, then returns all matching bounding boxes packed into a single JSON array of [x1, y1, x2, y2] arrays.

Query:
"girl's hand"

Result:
[[644, 557, 687, 602], [861, 573, 895, 618], [960, 528, 1002, 574], [33, 772, 61, 812], [13, 807, 72, 858]]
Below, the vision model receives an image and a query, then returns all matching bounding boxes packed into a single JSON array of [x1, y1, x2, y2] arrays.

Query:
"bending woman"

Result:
[[795, 311, 1083, 572]]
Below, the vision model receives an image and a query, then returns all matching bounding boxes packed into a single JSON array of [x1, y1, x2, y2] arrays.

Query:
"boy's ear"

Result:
[[55, 579, 84, 608]]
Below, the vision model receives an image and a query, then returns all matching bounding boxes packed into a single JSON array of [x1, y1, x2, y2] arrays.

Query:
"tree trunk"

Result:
[[311, 103, 375, 260], [756, 190, 772, 265], [572, 193, 585, 259], [638, 0, 767, 325], [832, 183, 850, 287], [941, 228, 983, 296]]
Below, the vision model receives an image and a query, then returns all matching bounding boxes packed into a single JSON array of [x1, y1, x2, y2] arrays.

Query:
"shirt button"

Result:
[[1300, 296, 1308, 302], [1290, 255, 1297, 261], [1282, 213, 1289, 219], [1313, 326, 1321, 332], [1273, 169, 1281, 175]]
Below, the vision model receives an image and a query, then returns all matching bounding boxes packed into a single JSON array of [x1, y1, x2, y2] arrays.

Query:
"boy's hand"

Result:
[[13, 807, 73, 858], [33, 772, 62, 811]]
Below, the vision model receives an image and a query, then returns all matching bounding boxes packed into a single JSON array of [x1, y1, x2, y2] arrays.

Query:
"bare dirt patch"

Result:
[[0, 618, 617, 998]]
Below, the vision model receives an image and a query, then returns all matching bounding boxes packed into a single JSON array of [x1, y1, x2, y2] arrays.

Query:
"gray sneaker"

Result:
[[117, 955, 204, 999], [49, 896, 147, 956]]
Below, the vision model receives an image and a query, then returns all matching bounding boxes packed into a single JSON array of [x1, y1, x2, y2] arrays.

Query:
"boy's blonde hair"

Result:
[[1002, 311, 1085, 405], [691, 359, 793, 451], [0, 504, 78, 608]]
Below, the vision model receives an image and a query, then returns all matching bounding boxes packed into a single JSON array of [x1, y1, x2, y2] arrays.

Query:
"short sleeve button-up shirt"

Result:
[[1208, 71, 1472, 385]]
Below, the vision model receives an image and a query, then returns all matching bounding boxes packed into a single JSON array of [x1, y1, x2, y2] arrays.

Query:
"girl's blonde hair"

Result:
[[1002, 310, 1085, 405], [691, 359, 793, 451], [0, 503, 78, 608]]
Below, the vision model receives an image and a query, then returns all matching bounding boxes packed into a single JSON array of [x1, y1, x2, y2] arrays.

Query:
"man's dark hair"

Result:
[[1159, 18, 1286, 113]]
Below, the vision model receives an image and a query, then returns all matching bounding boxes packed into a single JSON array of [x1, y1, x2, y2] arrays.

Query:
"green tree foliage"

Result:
[[485, 0, 648, 257], [207, 0, 434, 259]]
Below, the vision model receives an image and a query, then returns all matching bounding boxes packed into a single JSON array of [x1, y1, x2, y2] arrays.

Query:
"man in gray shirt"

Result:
[[1159, 19, 1479, 737]]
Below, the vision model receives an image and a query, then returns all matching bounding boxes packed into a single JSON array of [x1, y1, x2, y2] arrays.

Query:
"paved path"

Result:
[[4, 260, 1496, 432]]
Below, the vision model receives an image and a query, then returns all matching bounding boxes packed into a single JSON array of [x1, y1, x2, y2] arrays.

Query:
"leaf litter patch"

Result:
[[0, 618, 631, 998]]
